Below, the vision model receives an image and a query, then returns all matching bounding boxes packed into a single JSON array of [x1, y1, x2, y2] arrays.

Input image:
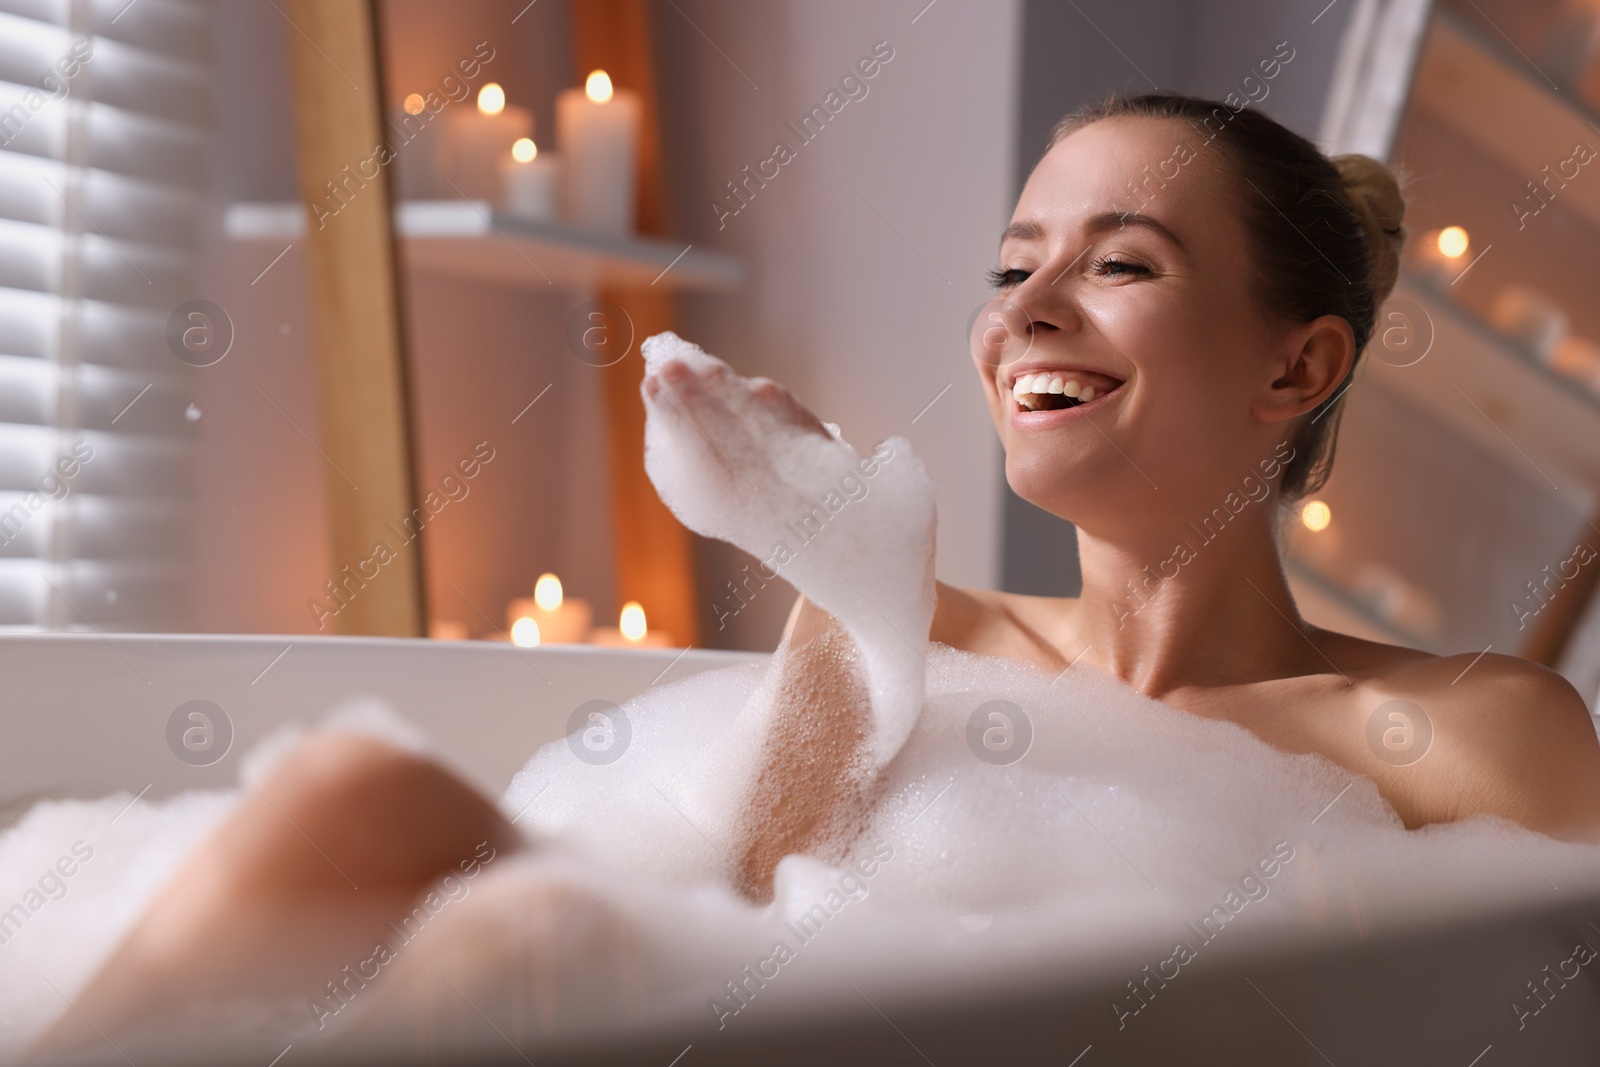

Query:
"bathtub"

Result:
[[9, 633, 1600, 1067]]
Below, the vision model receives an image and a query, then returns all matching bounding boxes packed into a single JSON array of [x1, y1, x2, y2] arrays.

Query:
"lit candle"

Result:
[[556, 70, 641, 233], [1408, 225, 1470, 290], [499, 137, 562, 221], [388, 92, 443, 199], [438, 82, 534, 200], [1487, 284, 1569, 360], [506, 573, 593, 646], [590, 600, 673, 648]]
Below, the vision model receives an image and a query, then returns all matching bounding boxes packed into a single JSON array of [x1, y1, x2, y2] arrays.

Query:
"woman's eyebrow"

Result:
[[998, 212, 1186, 251]]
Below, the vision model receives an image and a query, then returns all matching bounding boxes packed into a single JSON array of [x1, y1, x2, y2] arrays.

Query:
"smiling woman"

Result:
[[949, 92, 1600, 838], [23, 91, 1600, 1061]]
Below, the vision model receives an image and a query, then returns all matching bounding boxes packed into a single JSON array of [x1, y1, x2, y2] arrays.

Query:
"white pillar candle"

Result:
[[439, 82, 533, 200], [499, 138, 562, 221], [589, 601, 672, 647], [506, 573, 593, 645], [556, 70, 640, 234]]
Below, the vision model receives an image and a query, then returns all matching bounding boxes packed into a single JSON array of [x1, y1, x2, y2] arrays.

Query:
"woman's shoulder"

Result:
[[1335, 634, 1600, 839], [929, 582, 1084, 670]]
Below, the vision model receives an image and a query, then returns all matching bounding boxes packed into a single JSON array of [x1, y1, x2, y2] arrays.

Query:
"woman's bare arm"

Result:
[[728, 595, 877, 902]]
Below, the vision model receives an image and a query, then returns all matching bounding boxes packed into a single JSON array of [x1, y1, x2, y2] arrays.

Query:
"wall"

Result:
[[190, 0, 327, 635]]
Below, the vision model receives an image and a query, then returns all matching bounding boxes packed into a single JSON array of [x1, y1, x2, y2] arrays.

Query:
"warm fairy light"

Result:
[[1436, 226, 1469, 259], [585, 69, 614, 103], [619, 601, 647, 641], [510, 616, 541, 647], [534, 572, 563, 610], [402, 93, 425, 115], [1301, 499, 1332, 532], [511, 137, 538, 163], [477, 82, 506, 116]]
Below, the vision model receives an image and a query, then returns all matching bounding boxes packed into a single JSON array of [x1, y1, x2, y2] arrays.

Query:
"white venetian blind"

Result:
[[0, 0, 210, 630]]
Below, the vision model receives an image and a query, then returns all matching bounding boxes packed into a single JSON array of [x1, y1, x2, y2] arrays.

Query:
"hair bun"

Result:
[[1333, 154, 1405, 306]]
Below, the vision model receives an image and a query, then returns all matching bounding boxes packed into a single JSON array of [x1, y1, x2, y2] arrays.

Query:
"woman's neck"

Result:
[[1068, 510, 1327, 697]]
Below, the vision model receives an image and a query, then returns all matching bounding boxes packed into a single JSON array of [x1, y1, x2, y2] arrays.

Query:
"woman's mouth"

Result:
[[1008, 369, 1124, 414]]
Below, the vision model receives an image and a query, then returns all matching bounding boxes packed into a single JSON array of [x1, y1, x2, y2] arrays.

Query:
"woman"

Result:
[[36, 92, 1600, 1051]]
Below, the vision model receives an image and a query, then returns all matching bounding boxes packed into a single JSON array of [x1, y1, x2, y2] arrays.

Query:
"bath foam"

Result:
[[0, 789, 238, 1056], [9, 333, 1600, 1052], [640, 330, 936, 767], [420, 638, 1600, 1045]]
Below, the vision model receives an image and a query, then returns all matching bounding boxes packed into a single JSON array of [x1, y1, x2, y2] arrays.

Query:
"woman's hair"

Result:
[[1047, 93, 1406, 500]]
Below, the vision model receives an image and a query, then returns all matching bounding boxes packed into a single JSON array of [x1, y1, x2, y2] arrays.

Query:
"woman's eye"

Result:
[[986, 266, 1032, 289], [1090, 256, 1151, 278]]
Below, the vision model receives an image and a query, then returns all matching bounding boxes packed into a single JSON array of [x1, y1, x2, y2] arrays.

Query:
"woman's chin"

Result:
[[1004, 455, 1154, 524]]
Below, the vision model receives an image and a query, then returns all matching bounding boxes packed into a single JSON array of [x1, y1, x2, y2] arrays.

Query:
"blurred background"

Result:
[[1, 0, 1598, 707]]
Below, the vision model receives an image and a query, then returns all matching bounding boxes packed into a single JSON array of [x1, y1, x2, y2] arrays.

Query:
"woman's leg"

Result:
[[33, 731, 526, 1053]]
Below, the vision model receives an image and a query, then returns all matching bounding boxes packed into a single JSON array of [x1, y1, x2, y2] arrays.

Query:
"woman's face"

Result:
[[973, 116, 1302, 539]]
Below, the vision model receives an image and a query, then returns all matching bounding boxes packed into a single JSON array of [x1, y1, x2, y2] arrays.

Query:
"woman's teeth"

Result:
[[1011, 372, 1098, 412]]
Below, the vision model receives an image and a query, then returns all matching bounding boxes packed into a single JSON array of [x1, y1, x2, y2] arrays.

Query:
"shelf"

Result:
[[1411, 13, 1600, 235], [224, 200, 744, 292], [1364, 275, 1600, 493]]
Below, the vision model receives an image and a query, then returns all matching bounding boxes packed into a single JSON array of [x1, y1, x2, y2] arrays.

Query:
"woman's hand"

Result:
[[639, 332, 937, 765]]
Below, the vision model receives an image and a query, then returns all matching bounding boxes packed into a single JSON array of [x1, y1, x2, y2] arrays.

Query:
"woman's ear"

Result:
[[1253, 314, 1355, 425]]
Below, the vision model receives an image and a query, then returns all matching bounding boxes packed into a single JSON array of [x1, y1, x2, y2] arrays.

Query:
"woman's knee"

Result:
[[252, 731, 519, 889]]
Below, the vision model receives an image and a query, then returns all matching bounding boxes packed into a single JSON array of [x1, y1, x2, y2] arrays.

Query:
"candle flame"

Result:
[[1436, 226, 1468, 259], [511, 137, 538, 163], [478, 82, 507, 116], [510, 616, 541, 647], [1300, 499, 1332, 532], [534, 572, 563, 610], [403, 93, 426, 115], [585, 70, 614, 103], [619, 601, 647, 641]]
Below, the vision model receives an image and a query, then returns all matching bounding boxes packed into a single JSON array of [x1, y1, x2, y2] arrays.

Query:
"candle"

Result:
[[556, 70, 640, 233], [438, 82, 533, 200], [1551, 335, 1600, 395], [428, 618, 469, 641], [387, 93, 442, 199], [506, 573, 593, 646], [590, 601, 673, 648], [1407, 225, 1470, 290], [499, 137, 561, 221], [1487, 284, 1568, 360]]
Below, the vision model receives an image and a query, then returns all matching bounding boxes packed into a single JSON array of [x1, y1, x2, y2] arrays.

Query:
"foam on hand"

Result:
[[638, 330, 936, 767]]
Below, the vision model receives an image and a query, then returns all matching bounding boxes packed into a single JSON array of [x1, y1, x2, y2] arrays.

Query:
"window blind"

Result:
[[0, 0, 210, 630]]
